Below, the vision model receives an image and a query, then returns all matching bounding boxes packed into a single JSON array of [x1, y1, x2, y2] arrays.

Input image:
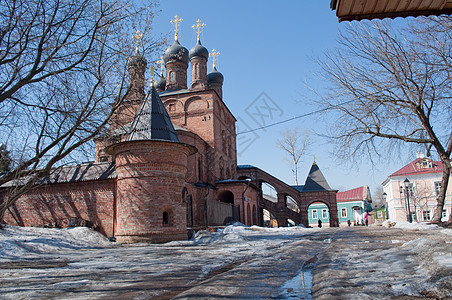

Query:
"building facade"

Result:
[[308, 186, 372, 227], [382, 152, 451, 222], [1, 21, 339, 242]]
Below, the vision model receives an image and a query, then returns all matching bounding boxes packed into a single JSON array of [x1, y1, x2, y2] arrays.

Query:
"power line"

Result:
[[236, 83, 404, 136]]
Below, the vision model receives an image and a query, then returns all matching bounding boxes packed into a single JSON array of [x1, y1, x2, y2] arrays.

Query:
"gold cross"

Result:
[[132, 30, 144, 53], [170, 15, 183, 40], [209, 48, 220, 68], [192, 19, 206, 41], [158, 56, 164, 76], [149, 65, 156, 85]]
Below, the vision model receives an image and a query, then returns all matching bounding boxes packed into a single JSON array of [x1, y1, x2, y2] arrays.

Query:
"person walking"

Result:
[[318, 219, 322, 228], [347, 219, 351, 227]]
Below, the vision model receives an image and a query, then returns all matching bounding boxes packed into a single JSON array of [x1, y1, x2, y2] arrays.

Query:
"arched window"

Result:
[[162, 209, 173, 226], [163, 212, 169, 225], [170, 71, 175, 82], [198, 157, 202, 181]]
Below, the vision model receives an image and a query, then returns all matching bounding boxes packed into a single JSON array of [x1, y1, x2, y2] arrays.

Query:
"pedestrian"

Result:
[[318, 219, 322, 228], [364, 212, 368, 226], [347, 219, 351, 227]]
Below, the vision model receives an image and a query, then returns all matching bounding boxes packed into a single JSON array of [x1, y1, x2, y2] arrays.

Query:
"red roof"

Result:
[[337, 186, 365, 202], [390, 158, 444, 177]]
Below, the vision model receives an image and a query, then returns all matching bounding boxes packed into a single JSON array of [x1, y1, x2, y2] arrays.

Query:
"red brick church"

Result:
[[1, 19, 338, 243]]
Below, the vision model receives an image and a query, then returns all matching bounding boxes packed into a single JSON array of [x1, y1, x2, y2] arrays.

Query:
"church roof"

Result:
[[127, 86, 179, 142], [302, 163, 333, 192], [1, 162, 116, 187]]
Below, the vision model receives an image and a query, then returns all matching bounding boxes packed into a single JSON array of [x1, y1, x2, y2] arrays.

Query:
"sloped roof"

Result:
[[302, 163, 333, 192], [291, 185, 305, 192], [237, 165, 257, 170], [127, 86, 179, 142], [331, 0, 452, 22], [1, 162, 116, 187], [337, 186, 365, 202], [390, 158, 444, 177]]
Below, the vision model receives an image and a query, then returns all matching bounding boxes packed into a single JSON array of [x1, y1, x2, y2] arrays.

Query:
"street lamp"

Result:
[[403, 178, 413, 223], [383, 192, 388, 220]]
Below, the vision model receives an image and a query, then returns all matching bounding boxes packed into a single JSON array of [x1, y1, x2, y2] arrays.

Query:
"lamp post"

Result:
[[403, 178, 413, 223], [383, 192, 388, 220]]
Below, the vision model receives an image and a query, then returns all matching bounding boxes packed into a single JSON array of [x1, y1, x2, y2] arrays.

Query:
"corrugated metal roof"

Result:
[[390, 158, 444, 177], [1, 162, 116, 187], [337, 186, 364, 202], [331, 0, 452, 22]]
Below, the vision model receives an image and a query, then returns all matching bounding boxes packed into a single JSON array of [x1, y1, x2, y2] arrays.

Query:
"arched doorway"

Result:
[[352, 206, 364, 225], [208, 190, 235, 226], [252, 205, 257, 225], [247, 203, 251, 226], [307, 201, 330, 228], [218, 190, 234, 204], [263, 209, 278, 227]]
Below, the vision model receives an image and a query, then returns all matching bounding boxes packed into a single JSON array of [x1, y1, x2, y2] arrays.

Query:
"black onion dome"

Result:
[[189, 39, 209, 60], [155, 75, 166, 91], [207, 66, 224, 84], [163, 39, 189, 65], [128, 51, 147, 67]]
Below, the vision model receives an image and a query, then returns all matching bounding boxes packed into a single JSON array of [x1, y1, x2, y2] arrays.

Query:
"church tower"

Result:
[[163, 15, 189, 90], [94, 31, 147, 162], [189, 19, 209, 91], [108, 80, 195, 243], [207, 49, 224, 99]]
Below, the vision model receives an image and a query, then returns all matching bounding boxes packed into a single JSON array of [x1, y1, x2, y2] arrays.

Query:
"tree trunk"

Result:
[[432, 156, 451, 223]]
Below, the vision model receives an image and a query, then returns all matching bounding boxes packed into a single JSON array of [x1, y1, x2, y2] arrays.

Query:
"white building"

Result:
[[382, 152, 451, 222]]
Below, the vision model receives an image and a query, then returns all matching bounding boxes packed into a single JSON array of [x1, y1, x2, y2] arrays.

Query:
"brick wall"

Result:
[[2, 180, 115, 236], [111, 140, 191, 243]]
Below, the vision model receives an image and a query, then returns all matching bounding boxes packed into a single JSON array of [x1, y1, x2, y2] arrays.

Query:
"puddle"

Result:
[[276, 255, 317, 300], [278, 267, 313, 299], [363, 240, 402, 244]]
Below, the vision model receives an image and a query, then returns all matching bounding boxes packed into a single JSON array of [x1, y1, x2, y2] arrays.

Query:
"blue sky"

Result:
[[147, 1, 414, 193]]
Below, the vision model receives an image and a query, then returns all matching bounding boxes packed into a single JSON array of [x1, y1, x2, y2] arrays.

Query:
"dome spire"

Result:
[[209, 48, 220, 68], [170, 14, 183, 41], [149, 65, 156, 87], [192, 19, 206, 41], [158, 56, 164, 76], [132, 30, 144, 54]]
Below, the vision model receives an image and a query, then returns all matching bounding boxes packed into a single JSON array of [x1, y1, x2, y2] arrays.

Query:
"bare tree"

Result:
[[277, 128, 311, 185], [372, 185, 385, 209], [0, 0, 164, 224], [316, 17, 452, 223]]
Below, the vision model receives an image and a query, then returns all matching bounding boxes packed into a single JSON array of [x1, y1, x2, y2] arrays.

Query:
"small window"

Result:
[[163, 211, 172, 226], [168, 104, 176, 112], [377, 211, 383, 219], [322, 209, 328, 219], [442, 210, 447, 218], [312, 209, 318, 219], [170, 72, 175, 82], [405, 184, 415, 197], [341, 208, 347, 218], [434, 182, 442, 196], [422, 210, 431, 221]]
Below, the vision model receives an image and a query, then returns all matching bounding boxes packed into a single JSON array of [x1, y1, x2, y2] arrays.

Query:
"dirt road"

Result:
[[0, 226, 450, 299]]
